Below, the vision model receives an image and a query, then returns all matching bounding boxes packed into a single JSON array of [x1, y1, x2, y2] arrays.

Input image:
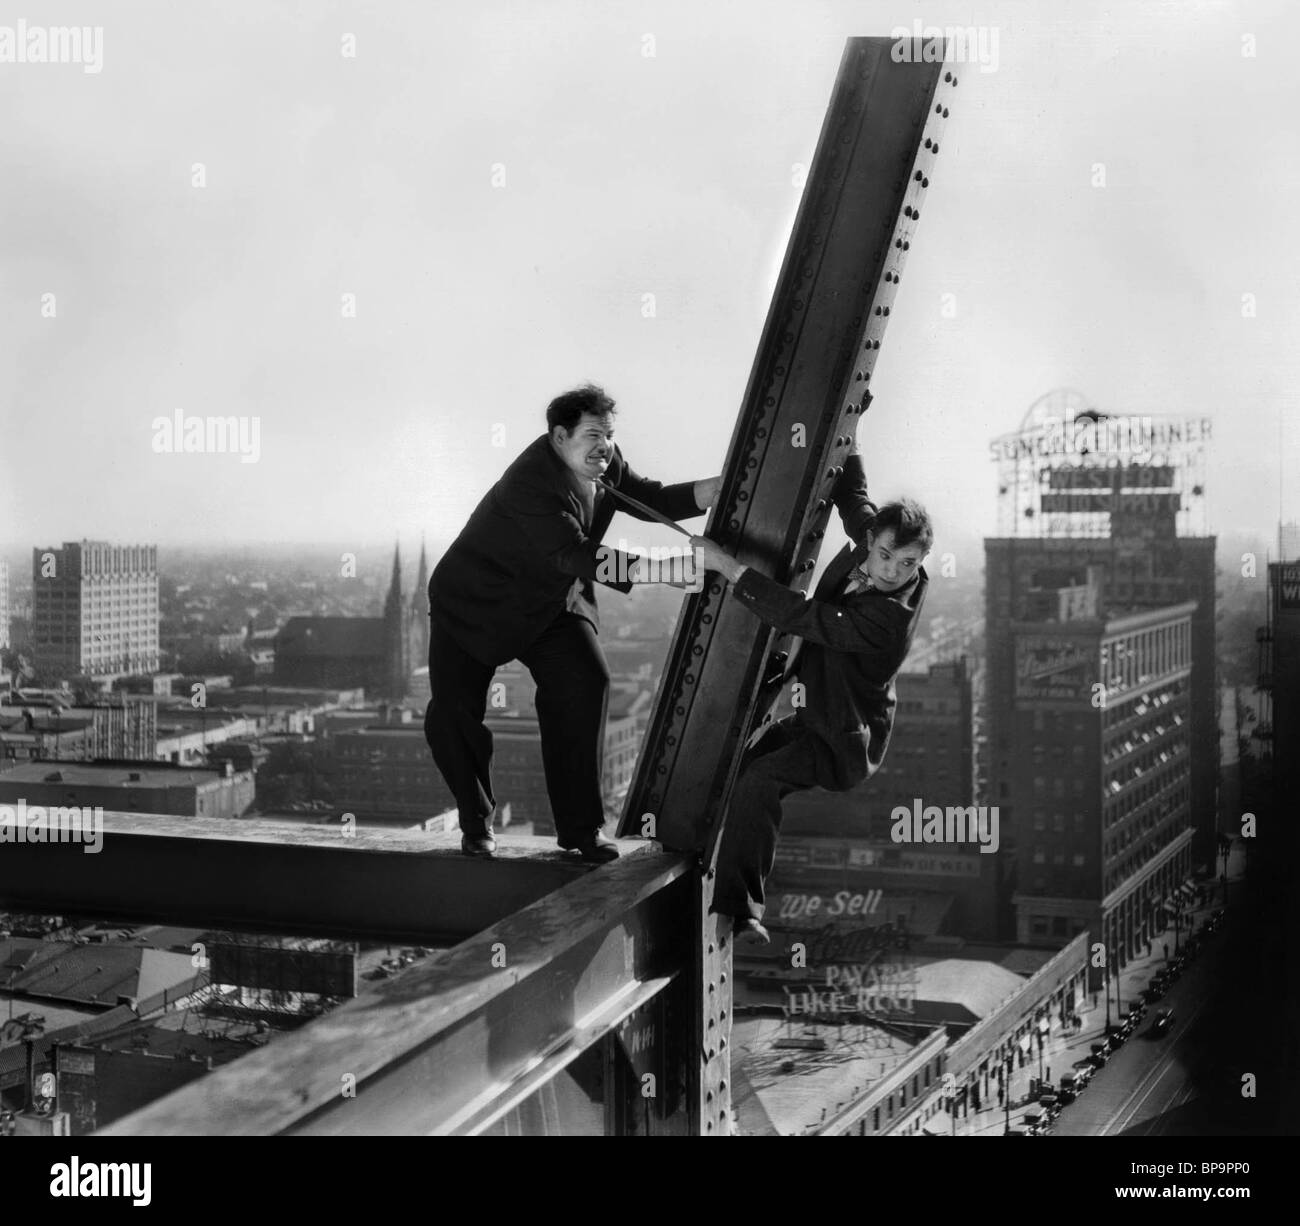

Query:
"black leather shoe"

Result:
[[560, 831, 620, 863], [460, 832, 496, 857], [733, 916, 771, 945]]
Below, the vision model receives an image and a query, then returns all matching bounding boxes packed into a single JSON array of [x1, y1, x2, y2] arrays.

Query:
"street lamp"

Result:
[[1103, 952, 1111, 1029], [1003, 1054, 1012, 1135]]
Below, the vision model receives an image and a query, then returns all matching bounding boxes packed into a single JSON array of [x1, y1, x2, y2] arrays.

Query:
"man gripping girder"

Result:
[[426, 383, 720, 861], [692, 439, 932, 941]]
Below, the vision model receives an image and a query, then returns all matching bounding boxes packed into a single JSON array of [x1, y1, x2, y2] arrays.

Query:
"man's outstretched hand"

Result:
[[691, 535, 747, 584]]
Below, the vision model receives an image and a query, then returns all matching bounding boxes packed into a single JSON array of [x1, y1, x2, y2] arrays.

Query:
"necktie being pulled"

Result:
[[844, 565, 875, 596]]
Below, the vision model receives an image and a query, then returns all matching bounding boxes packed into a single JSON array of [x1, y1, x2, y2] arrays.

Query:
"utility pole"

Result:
[[1104, 950, 1111, 1030], [1004, 1055, 1011, 1134]]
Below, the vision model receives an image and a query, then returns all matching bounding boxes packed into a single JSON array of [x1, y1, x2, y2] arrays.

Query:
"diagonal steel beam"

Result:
[[616, 35, 959, 1135], [0, 813, 596, 945], [619, 37, 956, 853]]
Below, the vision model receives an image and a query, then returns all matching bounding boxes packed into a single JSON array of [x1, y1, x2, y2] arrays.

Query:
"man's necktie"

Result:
[[844, 566, 874, 596]]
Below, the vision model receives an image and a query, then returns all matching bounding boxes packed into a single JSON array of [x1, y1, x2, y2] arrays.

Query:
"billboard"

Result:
[[209, 937, 357, 998], [1280, 563, 1300, 611], [1015, 634, 1095, 704]]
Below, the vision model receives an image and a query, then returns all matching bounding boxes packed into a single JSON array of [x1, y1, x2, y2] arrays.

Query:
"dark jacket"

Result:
[[430, 432, 703, 667], [731, 452, 928, 788]]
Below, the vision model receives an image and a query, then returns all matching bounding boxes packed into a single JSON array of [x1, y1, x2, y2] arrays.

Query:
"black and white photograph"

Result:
[[0, 0, 1295, 1191]]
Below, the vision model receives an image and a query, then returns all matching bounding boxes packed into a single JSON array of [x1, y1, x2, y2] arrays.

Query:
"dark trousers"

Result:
[[712, 714, 842, 922], [424, 612, 610, 844]]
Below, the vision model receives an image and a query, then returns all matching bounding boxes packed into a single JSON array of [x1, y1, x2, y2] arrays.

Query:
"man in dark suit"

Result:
[[427, 383, 719, 860], [692, 447, 931, 940]]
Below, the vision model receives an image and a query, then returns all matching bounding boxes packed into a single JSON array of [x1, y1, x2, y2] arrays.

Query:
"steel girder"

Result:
[[616, 35, 957, 1133]]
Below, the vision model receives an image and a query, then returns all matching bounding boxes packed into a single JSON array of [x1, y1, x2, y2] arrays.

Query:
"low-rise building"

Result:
[[0, 759, 255, 819]]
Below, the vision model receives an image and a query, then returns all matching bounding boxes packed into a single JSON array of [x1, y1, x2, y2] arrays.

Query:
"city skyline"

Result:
[[2, 1, 1297, 557]]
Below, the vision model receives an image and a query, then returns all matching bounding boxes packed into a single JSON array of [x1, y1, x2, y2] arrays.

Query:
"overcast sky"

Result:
[[1, 0, 1296, 570]]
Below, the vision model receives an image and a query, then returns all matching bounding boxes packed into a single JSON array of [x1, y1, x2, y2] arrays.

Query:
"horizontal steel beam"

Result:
[[99, 844, 693, 1135], [0, 813, 601, 945]]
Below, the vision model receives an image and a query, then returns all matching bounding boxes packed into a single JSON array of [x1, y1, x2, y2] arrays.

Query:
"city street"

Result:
[[953, 847, 1242, 1137]]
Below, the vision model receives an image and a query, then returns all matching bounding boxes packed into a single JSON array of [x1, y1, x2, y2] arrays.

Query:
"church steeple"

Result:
[[382, 542, 408, 699], [383, 542, 403, 620], [408, 535, 431, 669]]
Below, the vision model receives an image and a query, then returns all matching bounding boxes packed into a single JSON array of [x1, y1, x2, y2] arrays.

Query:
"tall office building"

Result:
[[1259, 559, 1300, 799], [31, 541, 160, 681], [1003, 578, 1196, 958], [0, 559, 9, 651], [985, 395, 1218, 910]]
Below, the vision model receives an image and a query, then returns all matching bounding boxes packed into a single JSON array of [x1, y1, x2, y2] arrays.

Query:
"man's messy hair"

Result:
[[871, 498, 934, 554]]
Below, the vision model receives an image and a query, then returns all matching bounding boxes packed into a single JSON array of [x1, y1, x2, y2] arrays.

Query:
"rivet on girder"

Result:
[[922, 176, 929, 188], [932, 143, 939, 154], [942, 108, 949, 118], [935, 103, 942, 114], [801, 560, 814, 572], [737, 490, 749, 501], [755, 427, 767, 439], [895, 238, 902, 249], [685, 672, 695, 684], [874, 307, 882, 317], [945, 71, 952, 82], [925, 137, 933, 149], [816, 500, 827, 511], [902, 243, 909, 252], [883, 307, 890, 316]]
